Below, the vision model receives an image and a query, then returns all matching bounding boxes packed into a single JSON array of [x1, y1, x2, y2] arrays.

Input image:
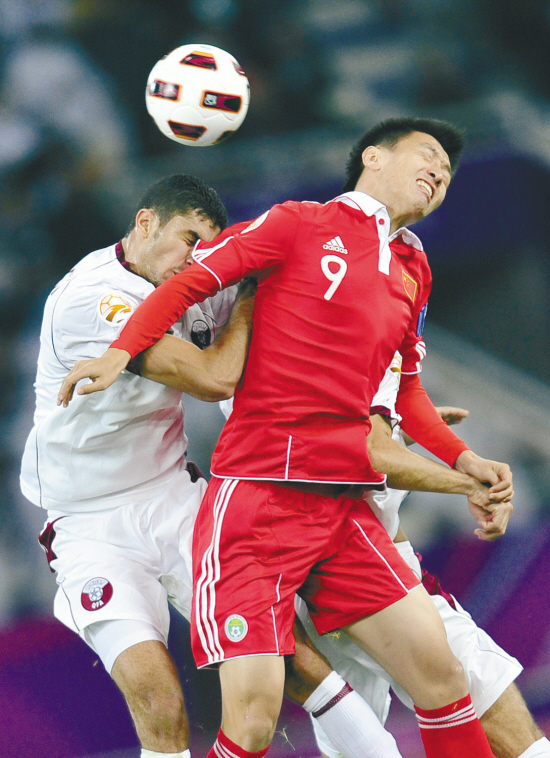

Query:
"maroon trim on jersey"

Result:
[[115, 240, 129, 268], [370, 405, 392, 419], [115, 240, 141, 376], [186, 460, 204, 482], [312, 683, 354, 718], [38, 517, 66, 573], [416, 552, 457, 610], [115, 240, 141, 277], [125, 359, 141, 376]]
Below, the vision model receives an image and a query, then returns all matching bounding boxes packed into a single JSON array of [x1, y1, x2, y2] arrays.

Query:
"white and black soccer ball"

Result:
[[145, 43, 250, 147]]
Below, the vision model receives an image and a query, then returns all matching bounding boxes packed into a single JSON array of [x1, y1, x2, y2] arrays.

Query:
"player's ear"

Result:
[[135, 208, 157, 239], [361, 145, 382, 172]]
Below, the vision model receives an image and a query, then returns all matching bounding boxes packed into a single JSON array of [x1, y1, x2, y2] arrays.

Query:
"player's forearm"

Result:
[[370, 438, 478, 495], [112, 263, 222, 358], [137, 283, 254, 400], [396, 373, 469, 466], [197, 280, 255, 395], [135, 335, 227, 400], [367, 417, 479, 496]]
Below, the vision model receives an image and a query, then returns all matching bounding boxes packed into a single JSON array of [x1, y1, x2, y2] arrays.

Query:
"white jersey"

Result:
[[21, 242, 235, 512]]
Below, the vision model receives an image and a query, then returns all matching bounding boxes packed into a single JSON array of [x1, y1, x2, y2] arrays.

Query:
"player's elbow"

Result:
[[367, 447, 392, 477], [202, 379, 236, 402], [367, 436, 396, 478], [198, 356, 243, 400], [187, 371, 238, 402]]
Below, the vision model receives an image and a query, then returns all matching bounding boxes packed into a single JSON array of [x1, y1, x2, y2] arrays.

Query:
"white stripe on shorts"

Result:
[[195, 478, 239, 664], [270, 574, 283, 655], [352, 518, 411, 594]]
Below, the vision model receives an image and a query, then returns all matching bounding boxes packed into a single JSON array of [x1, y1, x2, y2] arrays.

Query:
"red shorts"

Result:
[[191, 478, 420, 668]]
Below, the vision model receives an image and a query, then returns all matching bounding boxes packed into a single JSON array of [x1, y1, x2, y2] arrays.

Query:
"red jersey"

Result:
[[112, 191, 432, 485]]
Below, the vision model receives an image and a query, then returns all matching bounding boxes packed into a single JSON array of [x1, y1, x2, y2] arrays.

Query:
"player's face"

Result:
[[374, 131, 452, 227], [138, 210, 220, 286]]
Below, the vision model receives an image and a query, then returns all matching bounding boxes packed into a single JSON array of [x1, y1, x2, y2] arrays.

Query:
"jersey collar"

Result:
[[332, 191, 424, 251], [115, 240, 144, 276]]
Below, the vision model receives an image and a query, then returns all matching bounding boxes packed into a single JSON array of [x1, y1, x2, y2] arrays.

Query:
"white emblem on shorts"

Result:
[[81, 577, 113, 611], [225, 614, 248, 642]]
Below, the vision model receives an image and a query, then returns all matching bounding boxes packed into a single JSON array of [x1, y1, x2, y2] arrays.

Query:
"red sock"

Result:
[[206, 728, 271, 758], [415, 695, 496, 758]]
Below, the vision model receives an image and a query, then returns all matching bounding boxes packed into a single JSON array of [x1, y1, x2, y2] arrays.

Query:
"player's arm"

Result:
[[134, 278, 255, 401], [367, 415, 513, 541], [57, 205, 297, 404], [56, 261, 225, 404], [396, 373, 514, 501], [368, 415, 483, 499], [397, 275, 513, 501], [401, 405, 469, 445], [396, 281, 471, 468]]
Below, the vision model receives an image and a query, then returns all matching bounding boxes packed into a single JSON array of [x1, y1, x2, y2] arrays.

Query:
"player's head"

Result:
[[343, 117, 465, 228], [344, 118, 464, 191], [129, 174, 228, 233], [125, 174, 227, 286]]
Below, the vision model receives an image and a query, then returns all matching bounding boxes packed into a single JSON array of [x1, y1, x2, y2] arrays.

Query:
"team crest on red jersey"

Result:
[[402, 270, 418, 303], [81, 577, 113, 611]]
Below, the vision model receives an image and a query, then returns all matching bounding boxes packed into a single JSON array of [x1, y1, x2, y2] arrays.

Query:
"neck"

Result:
[[389, 213, 409, 235], [121, 234, 140, 275], [351, 186, 411, 235]]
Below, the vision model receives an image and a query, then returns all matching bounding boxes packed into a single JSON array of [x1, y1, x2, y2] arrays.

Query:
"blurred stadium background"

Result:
[[2, 0, 550, 755]]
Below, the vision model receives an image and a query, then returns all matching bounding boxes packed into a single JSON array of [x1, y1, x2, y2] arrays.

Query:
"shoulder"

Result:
[[396, 236, 431, 281], [49, 246, 152, 327], [413, 247, 432, 287], [243, 200, 304, 228]]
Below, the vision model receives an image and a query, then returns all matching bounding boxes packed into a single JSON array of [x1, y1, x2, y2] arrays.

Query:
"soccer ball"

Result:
[[145, 43, 250, 147]]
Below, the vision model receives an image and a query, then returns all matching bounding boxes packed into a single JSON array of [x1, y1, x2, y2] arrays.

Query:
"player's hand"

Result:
[[464, 477, 494, 510], [468, 499, 514, 541], [455, 450, 514, 502], [57, 348, 131, 407], [435, 406, 469, 426]]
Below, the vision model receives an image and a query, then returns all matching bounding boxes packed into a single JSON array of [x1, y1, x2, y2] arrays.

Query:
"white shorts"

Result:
[[41, 467, 206, 672], [297, 540, 523, 755]]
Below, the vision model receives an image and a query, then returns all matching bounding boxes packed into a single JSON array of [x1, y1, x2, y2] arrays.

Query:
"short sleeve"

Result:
[[54, 285, 142, 366]]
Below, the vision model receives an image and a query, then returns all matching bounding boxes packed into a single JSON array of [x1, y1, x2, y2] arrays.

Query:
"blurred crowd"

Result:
[[2, 0, 550, 621]]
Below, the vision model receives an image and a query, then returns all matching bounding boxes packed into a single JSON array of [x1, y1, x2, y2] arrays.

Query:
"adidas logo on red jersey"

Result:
[[323, 236, 348, 254]]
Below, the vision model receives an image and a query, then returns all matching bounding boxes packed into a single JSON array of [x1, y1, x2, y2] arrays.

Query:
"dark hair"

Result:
[[126, 174, 228, 235], [343, 117, 465, 192]]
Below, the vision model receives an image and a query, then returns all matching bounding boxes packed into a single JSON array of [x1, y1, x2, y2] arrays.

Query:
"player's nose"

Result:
[[428, 167, 443, 188], [182, 248, 195, 267]]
